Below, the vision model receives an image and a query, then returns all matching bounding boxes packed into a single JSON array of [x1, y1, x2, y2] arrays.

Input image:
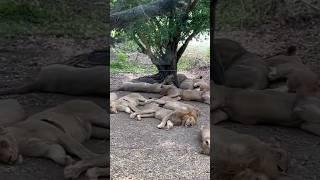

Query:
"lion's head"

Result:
[[181, 111, 198, 127], [0, 127, 19, 165]]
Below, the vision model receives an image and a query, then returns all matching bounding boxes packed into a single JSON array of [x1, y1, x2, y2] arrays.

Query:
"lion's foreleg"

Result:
[[127, 103, 141, 113], [91, 126, 109, 139], [149, 99, 166, 105], [157, 111, 175, 129], [23, 140, 72, 165], [211, 110, 228, 125]]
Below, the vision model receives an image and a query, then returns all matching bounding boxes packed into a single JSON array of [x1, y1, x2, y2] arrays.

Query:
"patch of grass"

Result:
[[178, 58, 193, 71], [110, 50, 157, 74], [110, 62, 156, 74], [117, 40, 139, 53], [0, 0, 107, 37]]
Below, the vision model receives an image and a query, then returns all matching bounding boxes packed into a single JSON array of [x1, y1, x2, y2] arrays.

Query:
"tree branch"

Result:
[[177, 30, 198, 61], [134, 34, 159, 65], [111, 0, 189, 29]]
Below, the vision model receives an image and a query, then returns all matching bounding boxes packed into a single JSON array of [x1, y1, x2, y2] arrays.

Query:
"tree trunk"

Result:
[[133, 52, 179, 86]]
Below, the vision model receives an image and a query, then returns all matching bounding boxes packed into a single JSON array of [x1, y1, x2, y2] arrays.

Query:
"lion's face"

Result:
[[182, 115, 197, 127], [0, 128, 19, 165]]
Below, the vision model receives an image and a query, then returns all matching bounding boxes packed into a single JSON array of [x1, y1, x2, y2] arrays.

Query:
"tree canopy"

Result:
[[113, 0, 210, 85]]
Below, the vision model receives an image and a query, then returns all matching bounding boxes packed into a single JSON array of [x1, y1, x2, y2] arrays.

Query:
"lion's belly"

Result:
[[27, 112, 91, 142], [182, 91, 202, 101], [228, 92, 301, 126], [155, 109, 173, 119]]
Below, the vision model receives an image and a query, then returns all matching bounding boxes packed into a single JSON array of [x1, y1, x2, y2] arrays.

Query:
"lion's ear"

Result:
[[0, 126, 7, 135]]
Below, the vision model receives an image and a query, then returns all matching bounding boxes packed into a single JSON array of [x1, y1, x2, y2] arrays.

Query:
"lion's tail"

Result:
[[0, 84, 35, 96]]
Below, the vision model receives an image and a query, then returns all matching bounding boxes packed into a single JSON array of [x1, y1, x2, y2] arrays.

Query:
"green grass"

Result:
[[0, 0, 107, 37], [110, 50, 157, 74], [110, 61, 157, 74]]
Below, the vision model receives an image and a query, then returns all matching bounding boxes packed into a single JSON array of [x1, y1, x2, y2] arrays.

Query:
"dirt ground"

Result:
[[0, 36, 108, 180], [215, 17, 320, 179], [110, 74, 210, 179]]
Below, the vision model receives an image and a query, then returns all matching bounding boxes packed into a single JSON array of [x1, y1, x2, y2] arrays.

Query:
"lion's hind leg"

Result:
[[130, 108, 156, 120], [91, 126, 109, 139], [24, 139, 72, 165], [211, 110, 228, 125], [58, 134, 98, 160], [134, 113, 155, 121]]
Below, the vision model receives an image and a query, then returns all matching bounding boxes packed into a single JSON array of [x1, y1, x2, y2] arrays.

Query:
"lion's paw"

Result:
[[166, 121, 174, 129], [130, 113, 136, 119], [86, 168, 99, 180], [136, 115, 142, 121], [125, 107, 131, 113], [157, 123, 165, 129], [64, 164, 83, 179], [65, 155, 75, 166]]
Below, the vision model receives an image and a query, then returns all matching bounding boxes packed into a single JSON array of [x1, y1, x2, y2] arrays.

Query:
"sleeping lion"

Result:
[[110, 93, 151, 114], [0, 100, 108, 166]]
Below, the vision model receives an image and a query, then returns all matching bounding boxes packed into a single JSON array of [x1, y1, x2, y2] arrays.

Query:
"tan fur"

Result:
[[214, 38, 269, 89], [110, 92, 118, 102], [160, 85, 210, 104], [0, 100, 108, 165], [163, 74, 188, 86], [212, 83, 320, 136], [213, 126, 288, 180], [117, 82, 162, 93], [110, 93, 150, 114], [266, 54, 320, 96], [0, 64, 106, 96], [131, 99, 199, 129], [164, 74, 208, 91], [193, 80, 210, 92], [64, 155, 108, 179], [0, 99, 26, 126], [200, 126, 210, 155]]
